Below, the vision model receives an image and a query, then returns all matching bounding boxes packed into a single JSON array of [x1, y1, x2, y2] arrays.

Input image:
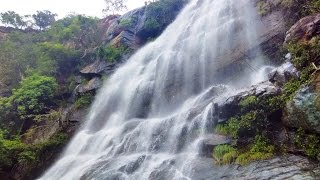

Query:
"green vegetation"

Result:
[[214, 35, 320, 166], [236, 136, 274, 165], [0, 12, 103, 176], [0, 10, 57, 30], [119, 18, 133, 28], [0, 130, 67, 172], [0, 11, 26, 29], [257, 0, 320, 24], [213, 145, 238, 165], [96, 45, 128, 63], [214, 94, 277, 165], [32, 10, 57, 30], [144, 18, 161, 30], [35, 42, 80, 76], [213, 136, 274, 166], [11, 74, 58, 118], [75, 94, 94, 109], [294, 128, 320, 158], [142, 0, 186, 38], [287, 37, 320, 70], [0, 74, 57, 120]]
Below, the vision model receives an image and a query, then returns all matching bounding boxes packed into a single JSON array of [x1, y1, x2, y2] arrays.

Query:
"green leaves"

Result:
[[96, 45, 128, 63], [0, 130, 68, 170], [213, 136, 275, 166], [10, 74, 58, 118], [213, 145, 238, 165], [0, 11, 26, 29], [32, 10, 57, 30]]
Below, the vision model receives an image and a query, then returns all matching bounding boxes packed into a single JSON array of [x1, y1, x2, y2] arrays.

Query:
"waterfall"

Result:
[[40, 0, 270, 179]]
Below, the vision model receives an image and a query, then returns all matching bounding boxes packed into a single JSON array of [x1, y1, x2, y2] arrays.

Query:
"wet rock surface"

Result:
[[268, 61, 300, 86], [218, 81, 281, 120], [200, 134, 231, 157], [188, 155, 320, 180]]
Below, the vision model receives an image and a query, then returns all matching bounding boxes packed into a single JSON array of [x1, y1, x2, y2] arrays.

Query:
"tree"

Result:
[[103, 0, 128, 15], [32, 10, 57, 30], [0, 11, 26, 29]]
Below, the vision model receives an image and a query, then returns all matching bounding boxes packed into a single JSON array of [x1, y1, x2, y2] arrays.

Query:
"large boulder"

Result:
[[218, 82, 281, 120], [80, 60, 117, 76], [268, 61, 300, 86], [283, 73, 320, 134], [104, 8, 146, 43], [75, 77, 102, 94], [110, 30, 141, 50], [285, 13, 320, 43], [200, 134, 231, 157], [189, 155, 320, 180]]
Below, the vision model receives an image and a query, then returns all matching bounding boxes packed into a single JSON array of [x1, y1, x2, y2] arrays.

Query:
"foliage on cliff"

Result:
[[214, 35, 320, 166]]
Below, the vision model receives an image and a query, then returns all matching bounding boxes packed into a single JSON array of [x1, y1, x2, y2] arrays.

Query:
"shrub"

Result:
[[119, 18, 133, 28], [11, 74, 58, 118], [96, 45, 128, 63], [144, 18, 161, 30], [239, 96, 258, 111], [235, 135, 274, 165], [0, 129, 68, 170], [216, 117, 240, 138], [75, 94, 93, 109], [294, 128, 320, 158], [213, 145, 238, 165]]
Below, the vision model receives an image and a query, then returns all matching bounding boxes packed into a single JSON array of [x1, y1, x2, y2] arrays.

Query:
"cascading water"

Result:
[[40, 0, 271, 179]]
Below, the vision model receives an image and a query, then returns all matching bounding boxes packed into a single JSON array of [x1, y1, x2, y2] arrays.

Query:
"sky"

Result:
[[0, 0, 146, 18]]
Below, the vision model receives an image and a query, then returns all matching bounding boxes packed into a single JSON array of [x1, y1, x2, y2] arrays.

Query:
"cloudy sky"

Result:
[[0, 0, 145, 18]]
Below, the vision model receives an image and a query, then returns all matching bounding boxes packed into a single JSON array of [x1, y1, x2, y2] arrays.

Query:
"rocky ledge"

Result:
[[190, 155, 320, 180]]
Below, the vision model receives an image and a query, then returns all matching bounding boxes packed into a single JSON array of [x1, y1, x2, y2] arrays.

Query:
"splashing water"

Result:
[[40, 0, 271, 179]]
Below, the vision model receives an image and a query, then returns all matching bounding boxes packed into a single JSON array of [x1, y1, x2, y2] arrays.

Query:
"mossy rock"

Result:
[[284, 85, 320, 134]]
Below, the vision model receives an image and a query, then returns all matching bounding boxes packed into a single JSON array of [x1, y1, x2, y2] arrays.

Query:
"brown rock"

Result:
[[80, 60, 112, 75], [75, 77, 102, 93], [285, 14, 320, 43]]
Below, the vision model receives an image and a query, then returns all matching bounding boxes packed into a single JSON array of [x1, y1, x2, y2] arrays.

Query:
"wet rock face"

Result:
[[199, 134, 231, 157], [268, 61, 300, 86], [285, 13, 320, 43], [189, 155, 320, 180], [284, 80, 320, 134]]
